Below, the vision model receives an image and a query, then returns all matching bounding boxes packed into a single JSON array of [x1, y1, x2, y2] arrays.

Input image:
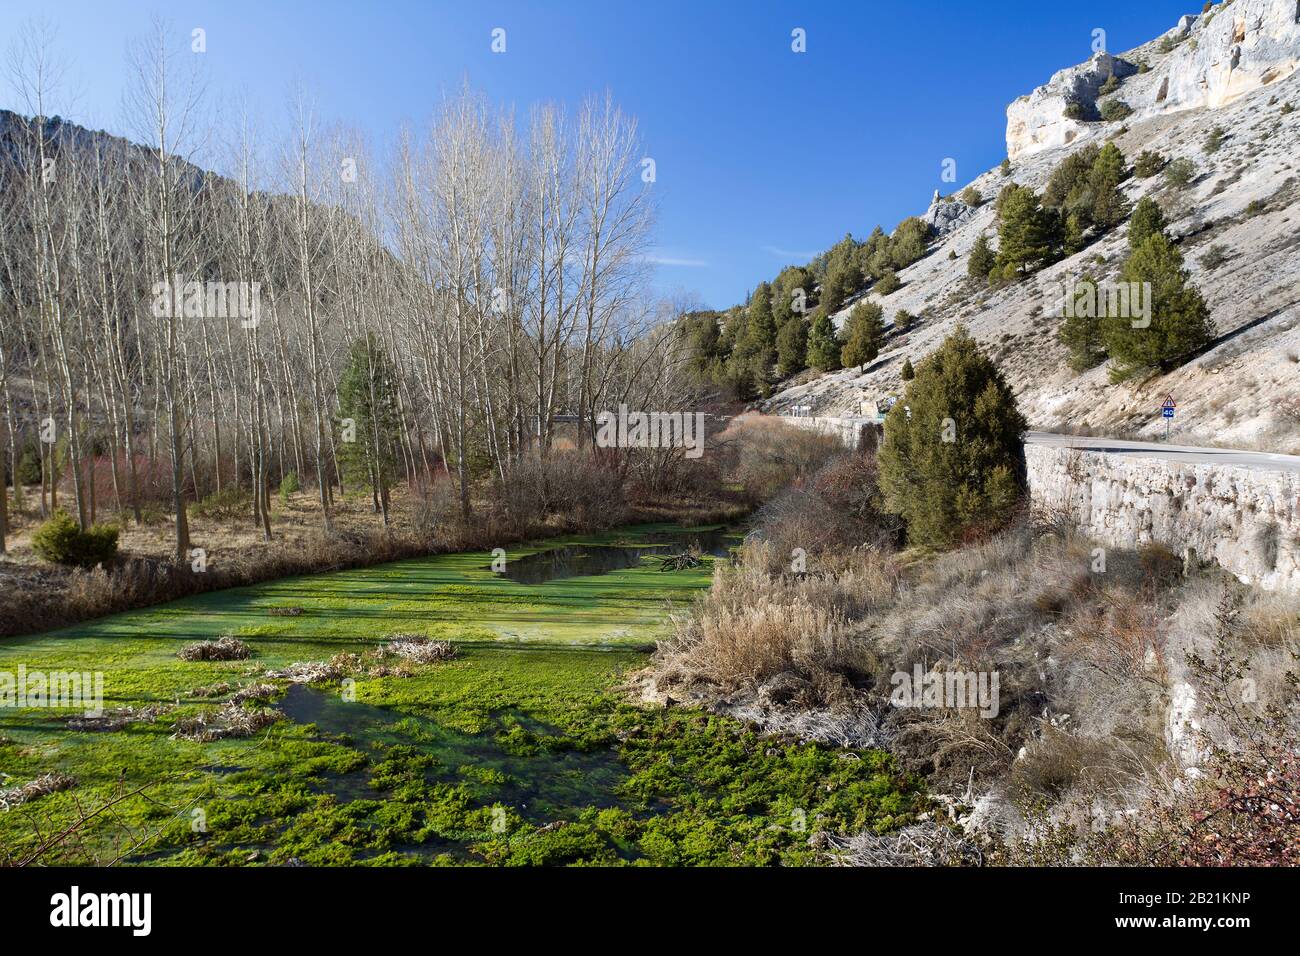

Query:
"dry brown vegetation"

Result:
[[650, 486, 1300, 864]]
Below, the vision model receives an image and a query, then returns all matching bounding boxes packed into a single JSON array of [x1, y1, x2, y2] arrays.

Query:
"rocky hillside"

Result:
[[764, 0, 1300, 454]]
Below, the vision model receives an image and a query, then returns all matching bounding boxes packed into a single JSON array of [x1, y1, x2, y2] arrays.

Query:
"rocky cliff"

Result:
[[763, 0, 1300, 459], [1007, 0, 1300, 160]]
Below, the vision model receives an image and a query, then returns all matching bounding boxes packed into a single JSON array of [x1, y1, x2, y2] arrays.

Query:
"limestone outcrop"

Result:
[[1007, 0, 1300, 159], [1006, 53, 1137, 159]]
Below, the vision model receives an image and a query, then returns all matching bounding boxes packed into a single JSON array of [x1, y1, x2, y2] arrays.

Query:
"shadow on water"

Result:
[[275, 684, 629, 822], [493, 528, 735, 584]]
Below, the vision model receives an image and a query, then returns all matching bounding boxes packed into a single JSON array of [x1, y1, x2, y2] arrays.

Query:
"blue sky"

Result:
[[0, 0, 1198, 308]]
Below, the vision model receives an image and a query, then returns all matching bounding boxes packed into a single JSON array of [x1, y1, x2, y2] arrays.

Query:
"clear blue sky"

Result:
[[0, 0, 1197, 309]]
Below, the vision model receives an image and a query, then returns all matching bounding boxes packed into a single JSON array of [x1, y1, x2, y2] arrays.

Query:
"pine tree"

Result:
[[336, 334, 402, 522], [1128, 196, 1167, 250], [900, 357, 915, 380], [841, 299, 885, 369], [995, 184, 1058, 275], [967, 234, 996, 279], [806, 309, 843, 370], [727, 283, 779, 396], [1058, 273, 1108, 372], [878, 326, 1027, 548], [775, 315, 808, 378], [1102, 233, 1214, 380], [1088, 142, 1130, 230]]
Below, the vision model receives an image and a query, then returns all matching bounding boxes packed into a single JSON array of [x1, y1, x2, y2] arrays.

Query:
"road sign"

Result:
[[1162, 407, 1175, 418], [1161, 395, 1176, 410], [1161, 395, 1176, 440]]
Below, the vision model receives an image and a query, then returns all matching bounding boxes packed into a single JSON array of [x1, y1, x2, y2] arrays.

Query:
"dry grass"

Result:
[[172, 701, 282, 743], [380, 635, 457, 663], [656, 540, 897, 693], [65, 705, 172, 732], [177, 636, 252, 662], [0, 772, 76, 811]]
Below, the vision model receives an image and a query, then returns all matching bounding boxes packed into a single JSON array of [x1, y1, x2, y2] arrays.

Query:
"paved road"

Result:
[[1027, 431, 1300, 475]]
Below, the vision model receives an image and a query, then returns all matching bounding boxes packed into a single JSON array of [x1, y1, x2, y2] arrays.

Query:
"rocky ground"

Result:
[[764, 0, 1300, 455]]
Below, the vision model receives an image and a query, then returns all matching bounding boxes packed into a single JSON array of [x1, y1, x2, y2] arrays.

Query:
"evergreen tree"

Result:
[[967, 234, 996, 279], [806, 309, 843, 370], [337, 334, 402, 523], [775, 315, 809, 378], [772, 265, 815, 324], [1102, 233, 1214, 380], [840, 300, 885, 369], [878, 327, 1027, 547], [900, 357, 915, 380], [1058, 273, 1108, 372], [682, 311, 724, 377], [1128, 196, 1167, 250], [995, 184, 1058, 275], [1088, 141, 1130, 230], [856, 226, 888, 280], [889, 217, 932, 269], [874, 269, 902, 295], [730, 283, 778, 396]]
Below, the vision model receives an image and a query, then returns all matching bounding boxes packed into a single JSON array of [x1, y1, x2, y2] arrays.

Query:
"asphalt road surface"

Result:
[[1027, 431, 1300, 475]]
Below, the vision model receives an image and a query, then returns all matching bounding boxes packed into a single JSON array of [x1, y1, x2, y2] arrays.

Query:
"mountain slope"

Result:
[[763, 0, 1300, 455]]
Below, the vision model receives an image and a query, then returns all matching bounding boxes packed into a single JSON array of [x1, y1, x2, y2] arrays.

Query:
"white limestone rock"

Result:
[[1006, 52, 1137, 159]]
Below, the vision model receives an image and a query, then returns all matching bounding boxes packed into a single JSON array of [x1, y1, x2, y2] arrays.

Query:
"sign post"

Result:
[[1161, 395, 1176, 440]]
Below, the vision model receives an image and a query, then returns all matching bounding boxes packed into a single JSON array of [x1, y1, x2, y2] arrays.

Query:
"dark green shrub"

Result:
[[874, 270, 902, 295], [1133, 150, 1165, 178], [1099, 99, 1133, 122], [279, 471, 301, 503], [1128, 197, 1168, 249], [1164, 157, 1197, 189], [1198, 244, 1231, 269], [967, 234, 996, 279], [13, 446, 42, 487], [840, 300, 886, 369], [190, 485, 251, 520], [879, 327, 1027, 547], [31, 509, 120, 567]]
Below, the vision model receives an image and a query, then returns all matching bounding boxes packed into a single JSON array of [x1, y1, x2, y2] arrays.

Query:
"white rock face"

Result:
[[1007, 53, 1137, 159], [925, 192, 979, 236], [1007, 0, 1300, 159], [1024, 443, 1300, 591]]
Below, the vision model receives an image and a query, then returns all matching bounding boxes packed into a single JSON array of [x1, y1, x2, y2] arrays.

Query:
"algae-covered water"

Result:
[[0, 523, 919, 866]]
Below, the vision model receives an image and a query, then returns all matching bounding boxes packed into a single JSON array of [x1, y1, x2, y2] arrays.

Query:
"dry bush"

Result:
[[380, 635, 457, 663], [172, 701, 281, 743], [757, 451, 903, 562], [494, 450, 626, 533], [714, 415, 843, 502], [177, 636, 252, 662], [655, 540, 896, 694], [66, 704, 172, 731], [0, 772, 76, 811], [1009, 723, 1167, 803], [266, 652, 361, 684]]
